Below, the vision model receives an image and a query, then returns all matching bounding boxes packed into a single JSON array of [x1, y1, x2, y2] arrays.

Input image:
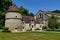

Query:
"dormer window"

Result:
[[40, 13, 43, 18]]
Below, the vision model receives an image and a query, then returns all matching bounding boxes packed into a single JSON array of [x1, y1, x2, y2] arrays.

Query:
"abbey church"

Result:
[[5, 4, 60, 32]]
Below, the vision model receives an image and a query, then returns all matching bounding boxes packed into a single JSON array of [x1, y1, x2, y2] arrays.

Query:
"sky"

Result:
[[12, 0, 60, 14]]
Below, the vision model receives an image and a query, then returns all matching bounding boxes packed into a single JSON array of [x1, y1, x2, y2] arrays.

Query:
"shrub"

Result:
[[35, 28, 40, 30], [0, 26, 4, 29], [27, 28, 32, 31], [42, 26, 47, 31], [2, 27, 11, 32]]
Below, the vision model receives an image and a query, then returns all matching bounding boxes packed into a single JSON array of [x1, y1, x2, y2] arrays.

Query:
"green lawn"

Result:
[[0, 31, 60, 40]]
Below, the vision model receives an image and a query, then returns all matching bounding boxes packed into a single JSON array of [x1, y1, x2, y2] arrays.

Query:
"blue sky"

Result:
[[12, 0, 60, 14]]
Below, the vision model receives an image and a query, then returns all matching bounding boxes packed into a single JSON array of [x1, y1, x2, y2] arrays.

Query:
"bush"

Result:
[[2, 27, 11, 32], [27, 28, 32, 31], [0, 26, 4, 29], [35, 28, 40, 30], [53, 29, 60, 32], [0, 27, 3, 29], [46, 29, 52, 31]]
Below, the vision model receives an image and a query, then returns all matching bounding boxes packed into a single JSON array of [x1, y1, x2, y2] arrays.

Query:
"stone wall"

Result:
[[6, 12, 22, 18], [5, 12, 22, 32]]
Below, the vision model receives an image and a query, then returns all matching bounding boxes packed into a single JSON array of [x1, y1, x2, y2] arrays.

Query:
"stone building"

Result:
[[5, 4, 22, 32], [36, 10, 60, 29], [35, 10, 48, 27], [5, 4, 46, 32]]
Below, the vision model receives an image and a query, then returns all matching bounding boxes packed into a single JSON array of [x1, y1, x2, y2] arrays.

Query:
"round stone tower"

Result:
[[5, 4, 22, 32]]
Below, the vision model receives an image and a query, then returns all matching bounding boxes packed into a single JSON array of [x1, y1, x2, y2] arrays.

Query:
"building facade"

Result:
[[6, 4, 60, 32], [5, 4, 22, 32], [5, 4, 44, 32]]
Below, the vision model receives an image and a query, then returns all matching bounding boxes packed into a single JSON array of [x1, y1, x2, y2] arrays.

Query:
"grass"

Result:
[[0, 31, 60, 40]]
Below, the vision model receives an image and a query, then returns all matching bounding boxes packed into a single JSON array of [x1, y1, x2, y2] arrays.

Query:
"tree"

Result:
[[0, 0, 12, 28], [29, 12, 34, 17], [55, 22, 60, 29], [48, 15, 58, 31], [52, 10, 60, 13], [0, 0, 12, 11], [19, 6, 29, 16], [19, 6, 34, 16]]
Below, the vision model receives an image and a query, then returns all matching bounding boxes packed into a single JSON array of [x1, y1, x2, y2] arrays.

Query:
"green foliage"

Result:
[[2, 27, 11, 32], [19, 6, 29, 16], [35, 28, 40, 30], [29, 12, 34, 17], [52, 10, 60, 13], [0, 0, 12, 11], [0, 11, 5, 28], [42, 26, 47, 30], [27, 29, 32, 31], [19, 6, 34, 16], [48, 15, 60, 31], [55, 22, 60, 29], [0, 0, 12, 28]]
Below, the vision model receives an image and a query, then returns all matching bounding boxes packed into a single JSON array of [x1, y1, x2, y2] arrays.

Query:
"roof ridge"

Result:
[[7, 4, 20, 13]]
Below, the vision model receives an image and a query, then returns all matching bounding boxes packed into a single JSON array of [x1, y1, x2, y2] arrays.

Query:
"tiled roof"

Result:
[[22, 16, 33, 23], [34, 18, 42, 24], [7, 4, 20, 12], [22, 16, 42, 24]]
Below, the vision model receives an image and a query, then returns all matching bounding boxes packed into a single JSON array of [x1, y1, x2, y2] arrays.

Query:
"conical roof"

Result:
[[7, 4, 20, 12]]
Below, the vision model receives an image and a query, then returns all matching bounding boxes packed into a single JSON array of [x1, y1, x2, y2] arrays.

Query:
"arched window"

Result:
[[40, 13, 41, 18], [23, 27, 24, 29], [32, 25, 33, 28]]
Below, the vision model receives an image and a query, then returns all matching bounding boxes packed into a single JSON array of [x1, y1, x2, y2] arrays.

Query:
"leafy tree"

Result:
[[52, 10, 60, 13], [19, 6, 29, 16], [19, 6, 34, 16], [0, 0, 12, 11], [48, 15, 58, 31], [0, 0, 12, 28], [55, 22, 60, 29], [2, 27, 11, 32], [29, 12, 34, 17]]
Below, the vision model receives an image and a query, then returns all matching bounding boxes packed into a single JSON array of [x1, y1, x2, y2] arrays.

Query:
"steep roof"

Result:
[[22, 16, 33, 23], [7, 4, 20, 12], [34, 18, 43, 24], [22, 16, 42, 24]]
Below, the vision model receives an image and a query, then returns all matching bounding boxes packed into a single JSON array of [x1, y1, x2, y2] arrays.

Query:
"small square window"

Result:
[[23, 27, 24, 29], [15, 16, 17, 18]]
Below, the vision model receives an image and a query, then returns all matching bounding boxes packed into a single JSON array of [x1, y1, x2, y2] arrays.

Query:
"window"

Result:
[[40, 13, 41, 18], [15, 16, 17, 18], [23, 27, 24, 29], [29, 24, 31, 26], [23, 21, 25, 24], [40, 25, 41, 27], [32, 25, 33, 28], [15, 28, 18, 29], [40, 13, 43, 18]]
